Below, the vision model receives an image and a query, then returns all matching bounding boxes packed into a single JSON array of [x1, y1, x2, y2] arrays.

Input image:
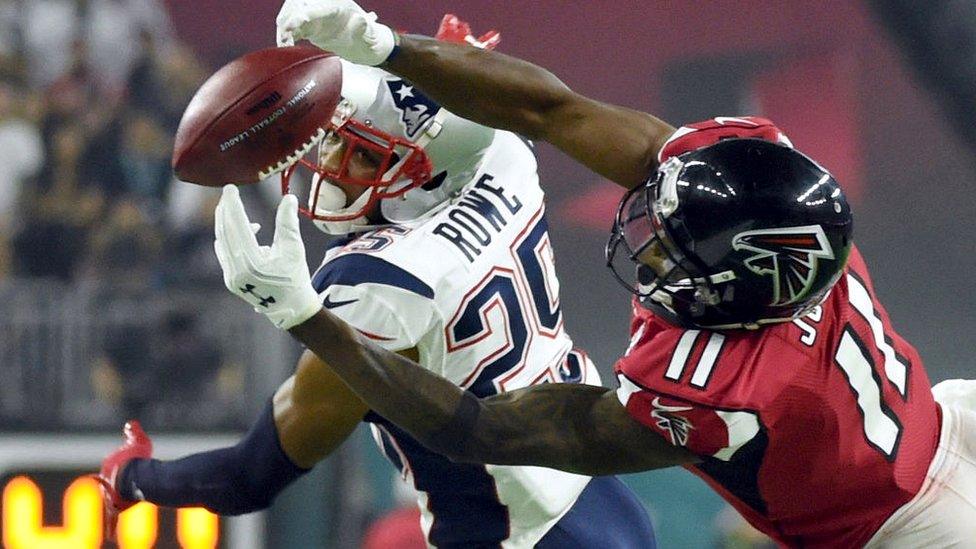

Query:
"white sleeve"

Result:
[[322, 284, 435, 352], [312, 252, 437, 352]]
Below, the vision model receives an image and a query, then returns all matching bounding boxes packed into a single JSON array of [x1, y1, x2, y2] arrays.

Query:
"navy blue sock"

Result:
[[118, 400, 309, 515]]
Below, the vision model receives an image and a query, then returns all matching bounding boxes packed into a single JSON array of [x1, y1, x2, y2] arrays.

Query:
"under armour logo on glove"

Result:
[[214, 185, 322, 330], [240, 284, 277, 308]]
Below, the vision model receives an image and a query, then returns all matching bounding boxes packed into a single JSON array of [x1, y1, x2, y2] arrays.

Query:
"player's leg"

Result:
[[270, 350, 372, 467], [535, 476, 656, 548], [117, 398, 308, 514], [865, 381, 976, 547], [106, 351, 367, 515]]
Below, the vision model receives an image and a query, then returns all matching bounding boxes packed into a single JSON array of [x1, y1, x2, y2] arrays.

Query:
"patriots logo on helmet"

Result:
[[386, 79, 441, 138], [731, 225, 835, 306], [651, 397, 694, 446]]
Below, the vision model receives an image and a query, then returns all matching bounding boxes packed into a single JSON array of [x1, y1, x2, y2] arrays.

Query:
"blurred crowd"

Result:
[[0, 0, 257, 429], [0, 0, 221, 287]]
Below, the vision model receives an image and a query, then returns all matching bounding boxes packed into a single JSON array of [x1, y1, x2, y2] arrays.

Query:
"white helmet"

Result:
[[280, 60, 495, 234]]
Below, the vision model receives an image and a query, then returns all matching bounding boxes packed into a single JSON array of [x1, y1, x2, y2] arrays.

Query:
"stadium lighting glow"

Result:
[[3, 476, 102, 549], [1, 475, 219, 549]]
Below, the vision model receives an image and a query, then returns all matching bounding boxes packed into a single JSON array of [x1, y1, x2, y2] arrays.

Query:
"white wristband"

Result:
[[272, 288, 324, 330]]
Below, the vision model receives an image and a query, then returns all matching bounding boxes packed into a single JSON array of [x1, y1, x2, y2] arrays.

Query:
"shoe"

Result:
[[94, 420, 153, 542]]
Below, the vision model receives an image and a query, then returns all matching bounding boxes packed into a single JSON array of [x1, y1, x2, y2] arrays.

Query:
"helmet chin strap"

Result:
[[413, 109, 447, 149], [309, 174, 373, 235], [641, 270, 737, 309], [313, 217, 377, 235]]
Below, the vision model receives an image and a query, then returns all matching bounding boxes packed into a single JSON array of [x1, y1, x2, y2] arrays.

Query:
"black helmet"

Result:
[[606, 138, 853, 330]]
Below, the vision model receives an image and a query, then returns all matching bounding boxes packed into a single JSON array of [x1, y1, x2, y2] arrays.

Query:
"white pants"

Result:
[[865, 379, 976, 548]]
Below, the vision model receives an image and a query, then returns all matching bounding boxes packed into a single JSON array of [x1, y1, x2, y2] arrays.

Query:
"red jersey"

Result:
[[615, 246, 940, 547]]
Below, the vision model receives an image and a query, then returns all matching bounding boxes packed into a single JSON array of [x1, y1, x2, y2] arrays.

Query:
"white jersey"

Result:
[[311, 131, 600, 548]]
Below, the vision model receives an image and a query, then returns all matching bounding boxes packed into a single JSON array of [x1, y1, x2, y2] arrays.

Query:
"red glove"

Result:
[[435, 13, 500, 50], [94, 420, 153, 542]]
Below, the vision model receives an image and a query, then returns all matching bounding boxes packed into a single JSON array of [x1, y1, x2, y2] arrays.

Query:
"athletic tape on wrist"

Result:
[[384, 32, 403, 64]]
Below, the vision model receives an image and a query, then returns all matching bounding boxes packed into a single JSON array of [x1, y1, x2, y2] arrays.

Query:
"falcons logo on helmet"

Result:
[[731, 225, 835, 306], [651, 397, 694, 446], [386, 79, 441, 138]]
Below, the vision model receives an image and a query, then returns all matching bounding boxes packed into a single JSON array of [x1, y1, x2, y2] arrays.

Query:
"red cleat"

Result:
[[94, 420, 153, 542], [435, 14, 501, 50]]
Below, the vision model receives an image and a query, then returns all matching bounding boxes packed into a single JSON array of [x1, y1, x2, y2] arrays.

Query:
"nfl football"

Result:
[[172, 46, 342, 187]]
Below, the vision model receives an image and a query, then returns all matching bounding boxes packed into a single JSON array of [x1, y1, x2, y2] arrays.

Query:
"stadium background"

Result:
[[0, 0, 972, 547]]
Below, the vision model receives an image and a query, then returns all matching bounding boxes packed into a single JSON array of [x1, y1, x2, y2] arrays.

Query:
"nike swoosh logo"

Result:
[[714, 116, 758, 126], [650, 397, 693, 413], [323, 295, 359, 309]]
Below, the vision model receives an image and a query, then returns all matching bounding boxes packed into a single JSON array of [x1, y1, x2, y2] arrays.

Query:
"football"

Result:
[[172, 45, 343, 187]]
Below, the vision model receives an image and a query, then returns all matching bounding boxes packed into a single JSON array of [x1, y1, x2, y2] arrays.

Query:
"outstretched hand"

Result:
[[213, 185, 322, 330], [435, 14, 500, 50], [275, 0, 396, 66]]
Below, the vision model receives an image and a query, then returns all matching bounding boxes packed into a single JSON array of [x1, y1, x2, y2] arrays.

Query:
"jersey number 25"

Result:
[[446, 210, 564, 397]]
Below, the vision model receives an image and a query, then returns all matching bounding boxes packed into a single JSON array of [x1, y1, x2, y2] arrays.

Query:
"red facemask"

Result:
[[280, 116, 433, 223]]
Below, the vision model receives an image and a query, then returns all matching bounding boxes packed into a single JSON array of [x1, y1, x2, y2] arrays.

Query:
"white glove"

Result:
[[276, 0, 396, 66], [213, 185, 322, 330]]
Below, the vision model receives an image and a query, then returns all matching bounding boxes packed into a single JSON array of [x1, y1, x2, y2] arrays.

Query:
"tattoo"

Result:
[[426, 390, 481, 457], [290, 309, 697, 476], [471, 384, 697, 475]]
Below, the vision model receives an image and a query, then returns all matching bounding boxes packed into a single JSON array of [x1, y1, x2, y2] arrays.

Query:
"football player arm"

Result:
[[276, 347, 422, 467], [272, 349, 369, 468], [290, 310, 698, 476], [384, 35, 675, 189], [471, 383, 699, 475]]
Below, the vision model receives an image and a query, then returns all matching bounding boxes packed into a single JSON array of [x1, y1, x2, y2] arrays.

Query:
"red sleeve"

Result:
[[628, 297, 653, 336], [658, 116, 794, 163], [614, 326, 763, 461]]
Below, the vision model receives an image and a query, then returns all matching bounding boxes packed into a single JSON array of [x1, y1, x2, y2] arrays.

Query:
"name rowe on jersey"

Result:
[[431, 173, 524, 262]]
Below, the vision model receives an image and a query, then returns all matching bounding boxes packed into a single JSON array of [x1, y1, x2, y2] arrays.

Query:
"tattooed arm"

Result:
[[289, 309, 698, 476]]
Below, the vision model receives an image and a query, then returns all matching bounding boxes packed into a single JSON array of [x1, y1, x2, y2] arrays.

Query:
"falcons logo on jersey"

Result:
[[732, 225, 835, 306], [387, 79, 441, 138], [651, 397, 694, 446]]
